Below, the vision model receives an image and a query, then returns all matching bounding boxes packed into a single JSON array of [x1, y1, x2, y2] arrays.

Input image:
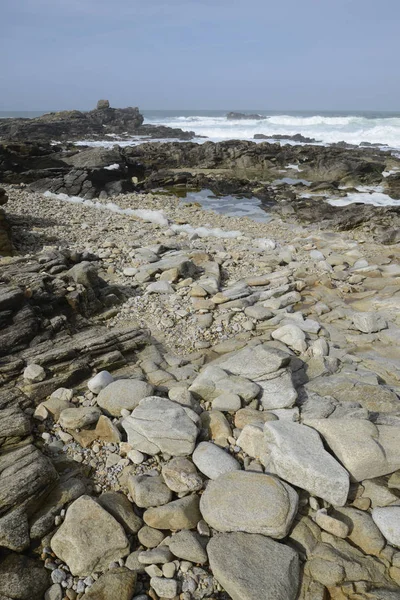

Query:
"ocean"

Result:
[[2, 109, 400, 149]]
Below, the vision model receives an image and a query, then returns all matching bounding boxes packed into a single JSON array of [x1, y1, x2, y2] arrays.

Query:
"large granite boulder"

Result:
[[207, 532, 300, 600]]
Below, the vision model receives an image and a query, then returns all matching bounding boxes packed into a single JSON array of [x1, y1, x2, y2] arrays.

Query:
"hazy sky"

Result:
[[1, 0, 399, 111]]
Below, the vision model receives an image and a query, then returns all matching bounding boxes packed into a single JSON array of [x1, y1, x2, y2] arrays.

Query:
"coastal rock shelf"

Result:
[[1, 141, 400, 599]]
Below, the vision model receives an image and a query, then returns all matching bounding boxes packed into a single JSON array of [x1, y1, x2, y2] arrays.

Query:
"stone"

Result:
[[50, 495, 130, 576], [262, 421, 350, 506], [84, 567, 137, 600], [315, 509, 349, 537], [234, 407, 278, 429], [87, 370, 114, 394], [97, 99, 110, 109], [122, 397, 198, 456], [125, 550, 146, 573], [138, 546, 174, 564], [244, 304, 273, 320], [258, 368, 298, 410], [128, 474, 172, 508], [362, 478, 399, 507], [41, 396, 74, 420], [192, 442, 241, 479], [58, 406, 101, 429], [305, 419, 400, 481], [352, 312, 387, 333], [23, 363, 46, 382], [332, 507, 385, 556], [97, 491, 142, 534], [189, 366, 260, 402], [147, 281, 175, 294], [216, 343, 290, 380], [50, 387, 74, 402], [200, 471, 298, 538], [137, 525, 165, 548], [211, 392, 241, 411], [161, 457, 203, 493], [200, 410, 232, 445], [97, 379, 153, 416], [150, 577, 178, 599], [0, 506, 30, 551], [72, 415, 121, 447], [168, 530, 208, 564], [0, 553, 50, 600], [207, 532, 300, 600], [144, 494, 201, 530], [372, 507, 400, 548], [45, 584, 63, 600], [272, 324, 307, 353], [237, 424, 266, 460]]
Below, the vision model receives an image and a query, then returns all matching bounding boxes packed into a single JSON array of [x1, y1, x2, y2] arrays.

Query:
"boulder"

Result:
[[305, 419, 400, 481], [0, 553, 50, 600], [262, 421, 350, 505], [96, 378, 153, 416], [50, 495, 130, 576], [372, 507, 400, 548], [121, 397, 198, 456], [200, 471, 298, 538], [207, 532, 300, 600]]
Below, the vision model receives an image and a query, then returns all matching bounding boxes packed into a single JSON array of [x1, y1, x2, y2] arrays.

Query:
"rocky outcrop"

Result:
[[226, 112, 267, 120]]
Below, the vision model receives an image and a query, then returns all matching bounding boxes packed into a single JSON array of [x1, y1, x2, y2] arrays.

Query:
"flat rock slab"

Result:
[[263, 421, 350, 505], [305, 418, 400, 481], [207, 532, 299, 600], [200, 471, 298, 538], [50, 495, 130, 576], [216, 343, 290, 380], [97, 379, 153, 416], [372, 507, 400, 548], [122, 396, 198, 456]]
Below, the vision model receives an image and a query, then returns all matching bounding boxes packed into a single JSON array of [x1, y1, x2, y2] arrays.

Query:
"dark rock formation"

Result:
[[226, 112, 267, 120], [254, 133, 319, 143], [0, 187, 12, 256]]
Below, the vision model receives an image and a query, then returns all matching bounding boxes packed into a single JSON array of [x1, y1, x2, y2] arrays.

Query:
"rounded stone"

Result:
[[192, 442, 241, 480], [97, 379, 154, 417]]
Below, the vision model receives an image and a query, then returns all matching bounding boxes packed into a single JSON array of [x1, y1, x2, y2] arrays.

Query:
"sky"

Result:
[[1, 0, 400, 111]]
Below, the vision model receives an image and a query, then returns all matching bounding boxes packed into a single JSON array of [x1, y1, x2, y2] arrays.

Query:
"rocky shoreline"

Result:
[[0, 173, 400, 600]]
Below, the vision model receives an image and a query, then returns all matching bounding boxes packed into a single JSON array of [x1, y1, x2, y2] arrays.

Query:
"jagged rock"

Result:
[[207, 532, 300, 600], [121, 397, 198, 456], [200, 471, 298, 538], [262, 421, 350, 505], [50, 495, 130, 576]]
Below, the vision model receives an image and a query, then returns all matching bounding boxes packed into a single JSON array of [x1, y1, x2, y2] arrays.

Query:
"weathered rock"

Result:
[[71, 415, 121, 447], [272, 324, 307, 353], [138, 546, 174, 564], [0, 553, 50, 600], [150, 577, 178, 599], [216, 343, 290, 380], [189, 365, 260, 402], [122, 396, 198, 456], [23, 363, 46, 382], [96, 378, 153, 416], [161, 457, 203, 493], [207, 532, 300, 600], [372, 507, 400, 548], [305, 418, 400, 481], [200, 471, 298, 538], [50, 495, 130, 576], [315, 509, 349, 537], [332, 506, 385, 556], [137, 525, 165, 548], [262, 421, 350, 505], [58, 406, 101, 429], [84, 567, 137, 600], [168, 529, 208, 564], [352, 311, 387, 333], [87, 370, 114, 394], [128, 474, 172, 508], [143, 494, 201, 530], [192, 441, 241, 479], [97, 491, 142, 534]]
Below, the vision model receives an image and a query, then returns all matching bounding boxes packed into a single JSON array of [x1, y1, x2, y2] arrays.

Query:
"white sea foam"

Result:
[[42, 191, 243, 237], [329, 192, 400, 207]]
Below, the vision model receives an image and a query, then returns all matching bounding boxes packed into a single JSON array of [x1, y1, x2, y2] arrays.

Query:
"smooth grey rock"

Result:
[[144, 494, 201, 530], [50, 495, 130, 576], [97, 491, 142, 534], [200, 471, 298, 538], [23, 363, 46, 382], [97, 379, 153, 416], [332, 506, 385, 556], [262, 421, 350, 505], [352, 312, 387, 333], [87, 370, 114, 394], [189, 365, 259, 402], [150, 577, 178, 599], [128, 474, 172, 508], [211, 392, 241, 412], [168, 529, 208, 564], [372, 507, 400, 548], [147, 281, 175, 294], [122, 397, 198, 456], [83, 567, 137, 600], [305, 419, 400, 481], [207, 532, 300, 600], [258, 368, 297, 410], [272, 324, 307, 353], [58, 406, 101, 429], [216, 343, 290, 380], [192, 442, 240, 480], [138, 546, 174, 564], [45, 583, 63, 600]]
